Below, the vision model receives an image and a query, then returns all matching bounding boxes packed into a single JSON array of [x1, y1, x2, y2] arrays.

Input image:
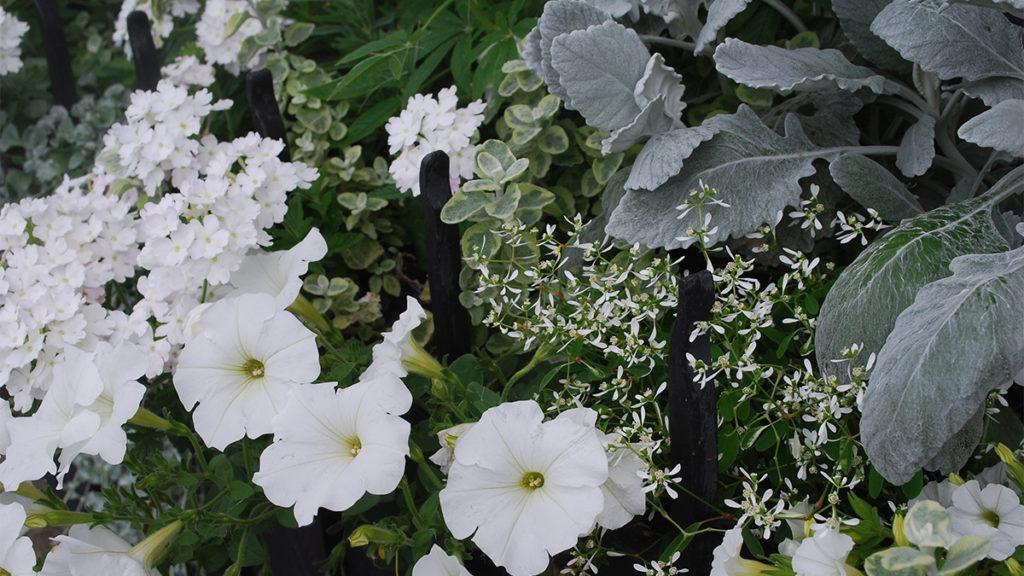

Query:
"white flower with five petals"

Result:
[[412, 544, 473, 576], [439, 401, 608, 576], [0, 502, 35, 576], [948, 480, 1024, 561], [227, 228, 328, 309]]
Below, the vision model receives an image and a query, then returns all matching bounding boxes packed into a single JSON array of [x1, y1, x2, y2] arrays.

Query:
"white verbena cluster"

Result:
[[0, 181, 149, 408], [113, 0, 200, 55], [386, 86, 486, 195], [196, 0, 279, 74], [0, 7, 28, 76], [160, 55, 216, 88]]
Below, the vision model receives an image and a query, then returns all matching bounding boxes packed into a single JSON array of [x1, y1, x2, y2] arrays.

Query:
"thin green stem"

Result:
[[639, 34, 706, 55], [399, 478, 423, 528], [762, 0, 808, 32], [409, 440, 444, 490], [502, 343, 553, 398]]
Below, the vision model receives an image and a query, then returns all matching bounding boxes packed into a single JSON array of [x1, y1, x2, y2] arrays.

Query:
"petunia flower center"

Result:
[[241, 358, 265, 379], [981, 510, 1000, 527], [347, 437, 362, 457], [521, 471, 545, 490]]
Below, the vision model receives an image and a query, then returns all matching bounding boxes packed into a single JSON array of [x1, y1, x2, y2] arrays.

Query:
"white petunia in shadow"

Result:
[[791, 525, 855, 576], [710, 526, 772, 576], [0, 344, 146, 489], [0, 502, 36, 576], [39, 520, 180, 576], [439, 400, 608, 576], [948, 480, 1024, 561], [412, 544, 473, 576], [253, 381, 410, 526], [174, 293, 320, 450], [227, 227, 327, 309]]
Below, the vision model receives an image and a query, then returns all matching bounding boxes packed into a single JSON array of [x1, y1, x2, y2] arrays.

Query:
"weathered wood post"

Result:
[[33, 0, 77, 108], [126, 11, 160, 92], [667, 260, 718, 575], [245, 69, 290, 162], [418, 151, 471, 360]]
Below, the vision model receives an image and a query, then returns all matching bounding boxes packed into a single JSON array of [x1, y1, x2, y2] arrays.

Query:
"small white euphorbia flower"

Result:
[[0, 344, 146, 489], [439, 401, 608, 576], [791, 525, 855, 576], [948, 480, 1024, 560], [174, 293, 320, 450], [227, 228, 328, 308], [0, 502, 36, 576], [412, 544, 474, 576], [710, 526, 771, 576], [253, 381, 410, 526], [360, 296, 440, 415]]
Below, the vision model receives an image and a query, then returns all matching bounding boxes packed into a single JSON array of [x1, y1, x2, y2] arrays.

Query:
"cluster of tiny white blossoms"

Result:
[[196, 0, 281, 74], [0, 179, 151, 408], [0, 6, 28, 76], [385, 86, 486, 195], [470, 217, 678, 370], [113, 0, 200, 55], [160, 55, 216, 88], [786, 184, 890, 245]]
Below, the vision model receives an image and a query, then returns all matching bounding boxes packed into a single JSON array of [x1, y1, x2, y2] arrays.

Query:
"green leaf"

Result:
[[862, 241, 1024, 483], [864, 548, 936, 576], [816, 193, 1008, 394], [283, 22, 314, 47], [441, 190, 490, 224], [939, 536, 991, 575], [341, 96, 402, 146], [903, 500, 952, 548]]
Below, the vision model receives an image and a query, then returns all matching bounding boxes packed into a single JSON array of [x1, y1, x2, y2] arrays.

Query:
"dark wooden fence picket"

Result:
[[126, 11, 160, 92], [33, 0, 77, 108], [667, 262, 719, 575], [245, 69, 291, 162], [418, 151, 471, 361]]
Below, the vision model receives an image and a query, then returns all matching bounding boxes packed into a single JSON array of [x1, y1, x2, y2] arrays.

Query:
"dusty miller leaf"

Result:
[[602, 96, 676, 153], [957, 99, 1024, 157], [871, 0, 1024, 105], [948, 0, 1024, 18], [829, 154, 924, 222], [607, 106, 832, 249], [550, 21, 650, 131], [768, 91, 864, 147], [714, 38, 896, 94], [862, 244, 1024, 484], [623, 121, 725, 191], [896, 115, 936, 177], [530, 0, 610, 102], [635, 53, 686, 124], [815, 192, 1010, 392], [832, 0, 909, 72], [694, 0, 752, 54]]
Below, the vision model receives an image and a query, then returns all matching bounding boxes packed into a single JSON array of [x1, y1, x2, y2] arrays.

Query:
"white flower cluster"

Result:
[[113, 0, 200, 55], [160, 55, 216, 88], [0, 181, 149, 407], [0, 7, 28, 76], [196, 0, 276, 74], [386, 86, 486, 195]]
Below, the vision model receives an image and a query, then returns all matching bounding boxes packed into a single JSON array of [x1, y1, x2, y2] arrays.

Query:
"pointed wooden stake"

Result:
[[245, 68, 290, 161], [127, 11, 160, 92], [33, 0, 77, 108]]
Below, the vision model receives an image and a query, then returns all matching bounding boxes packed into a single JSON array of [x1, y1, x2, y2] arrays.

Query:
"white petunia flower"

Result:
[[227, 228, 327, 309], [174, 293, 320, 450], [791, 526, 855, 576], [439, 401, 608, 576], [429, 422, 475, 474], [596, 431, 647, 530], [38, 521, 181, 576], [0, 7, 28, 76], [948, 480, 1024, 560], [253, 382, 410, 526], [710, 526, 771, 576], [358, 296, 439, 415], [412, 544, 473, 576], [0, 344, 146, 489], [0, 502, 36, 576]]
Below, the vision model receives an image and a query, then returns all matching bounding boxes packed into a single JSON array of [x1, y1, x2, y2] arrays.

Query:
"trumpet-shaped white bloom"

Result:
[[948, 480, 1024, 560], [38, 525, 156, 576], [228, 228, 327, 309], [596, 432, 647, 530], [358, 296, 435, 415], [439, 401, 608, 576], [0, 344, 146, 489], [412, 545, 473, 576], [174, 293, 320, 450], [0, 502, 36, 576], [791, 526, 855, 576], [0, 7, 28, 76], [429, 423, 475, 474], [254, 382, 410, 526], [710, 526, 771, 576]]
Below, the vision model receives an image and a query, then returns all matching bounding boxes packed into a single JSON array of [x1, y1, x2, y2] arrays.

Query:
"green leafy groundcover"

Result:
[[0, 0, 1022, 575]]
